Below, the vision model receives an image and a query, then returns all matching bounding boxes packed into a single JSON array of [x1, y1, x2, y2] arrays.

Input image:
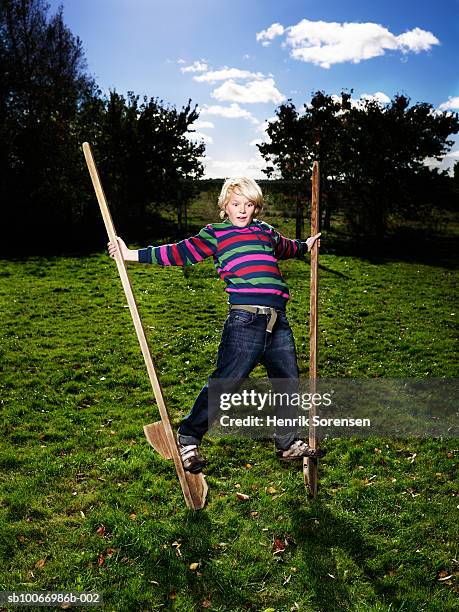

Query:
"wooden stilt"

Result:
[[82, 142, 208, 510], [304, 161, 320, 497]]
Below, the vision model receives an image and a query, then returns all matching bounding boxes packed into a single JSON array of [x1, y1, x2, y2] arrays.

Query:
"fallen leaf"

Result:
[[189, 562, 199, 571], [437, 570, 453, 581], [129, 513, 137, 520], [245, 463, 252, 468], [267, 486, 277, 494], [272, 538, 286, 554], [106, 548, 115, 558], [236, 492, 250, 501], [250, 511, 258, 517], [35, 559, 45, 569], [97, 554, 104, 566], [17, 535, 26, 543], [202, 599, 211, 608], [96, 525, 105, 537]]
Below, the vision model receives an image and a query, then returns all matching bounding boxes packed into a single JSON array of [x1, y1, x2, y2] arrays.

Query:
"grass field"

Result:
[[0, 202, 458, 611]]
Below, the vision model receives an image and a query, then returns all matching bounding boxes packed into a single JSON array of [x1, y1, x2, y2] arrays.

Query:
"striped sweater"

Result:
[[138, 219, 308, 310]]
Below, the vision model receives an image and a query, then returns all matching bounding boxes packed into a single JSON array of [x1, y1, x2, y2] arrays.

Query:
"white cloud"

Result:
[[199, 103, 259, 124], [324, 91, 391, 113], [211, 78, 286, 104], [177, 58, 186, 65], [256, 22, 285, 47], [360, 91, 391, 104], [331, 91, 390, 108], [257, 19, 439, 68], [203, 153, 266, 179], [181, 60, 208, 73], [193, 121, 215, 129], [438, 96, 459, 111], [256, 116, 278, 133], [397, 28, 439, 53], [425, 148, 459, 175], [185, 131, 213, 145], [194, 67, 265, 83]]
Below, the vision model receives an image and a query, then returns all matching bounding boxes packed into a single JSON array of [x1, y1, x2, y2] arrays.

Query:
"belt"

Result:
[[230, 304, 278, 333]]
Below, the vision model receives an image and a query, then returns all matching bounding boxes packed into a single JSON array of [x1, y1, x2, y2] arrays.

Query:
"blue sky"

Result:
[[49, 0, 459, 178]]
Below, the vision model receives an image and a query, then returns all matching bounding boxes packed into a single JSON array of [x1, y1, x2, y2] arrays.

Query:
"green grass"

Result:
[[0, 206, 458, 611]]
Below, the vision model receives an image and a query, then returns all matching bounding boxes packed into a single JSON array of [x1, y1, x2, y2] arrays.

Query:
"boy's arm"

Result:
[[271, 228, 321, 260], [108, 226, 217, 265], [304, 232, 321, 253], [137, 225, 217, 266], [108, 237, 138, 261]]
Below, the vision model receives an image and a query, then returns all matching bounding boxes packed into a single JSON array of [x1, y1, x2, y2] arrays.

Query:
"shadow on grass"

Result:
[[323, 227, 458, 270], [139, 510, 255, 611], [286, 498, 375, 610], [285, 481, 429, 611]]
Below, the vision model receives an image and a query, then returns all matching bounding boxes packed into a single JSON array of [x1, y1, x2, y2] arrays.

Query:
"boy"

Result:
[[108, 177, 326, 473]]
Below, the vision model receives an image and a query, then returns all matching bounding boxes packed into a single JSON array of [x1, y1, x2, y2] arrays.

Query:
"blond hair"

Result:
[[217, 177, 264, 220]]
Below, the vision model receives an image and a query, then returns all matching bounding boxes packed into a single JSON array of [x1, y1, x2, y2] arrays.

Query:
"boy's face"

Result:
[[225, 190, 256, 227]]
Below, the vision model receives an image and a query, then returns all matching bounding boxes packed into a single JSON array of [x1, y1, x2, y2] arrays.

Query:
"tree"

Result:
[[83, 91, 205, 241], [258, 91, 459, 239], [259, 92, 352, 236], [0, 0, 206, 253], [0, 0, 97, 252], [341, 95, 458, 237]]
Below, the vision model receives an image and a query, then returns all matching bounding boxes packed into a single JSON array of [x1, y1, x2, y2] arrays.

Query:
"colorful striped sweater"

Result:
[[138, 219, 308, 310]]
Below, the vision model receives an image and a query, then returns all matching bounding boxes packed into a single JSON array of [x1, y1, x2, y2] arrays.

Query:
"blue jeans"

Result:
[[178, 309, 300, 450]]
